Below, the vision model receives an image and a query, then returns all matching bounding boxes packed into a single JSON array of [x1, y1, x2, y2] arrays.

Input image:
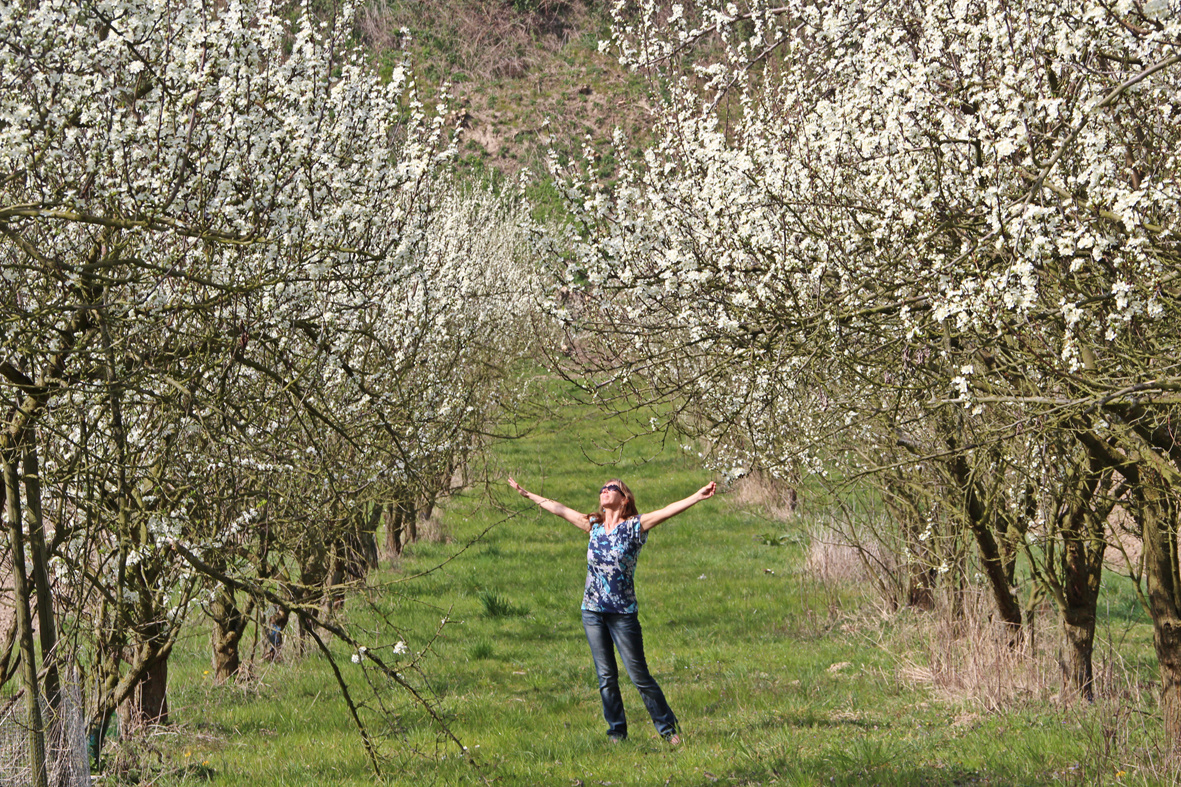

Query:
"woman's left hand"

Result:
[[640, 480, 718, 532]]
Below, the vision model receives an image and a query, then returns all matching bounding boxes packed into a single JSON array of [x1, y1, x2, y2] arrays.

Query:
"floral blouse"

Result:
[[581, 514, 647, 613]]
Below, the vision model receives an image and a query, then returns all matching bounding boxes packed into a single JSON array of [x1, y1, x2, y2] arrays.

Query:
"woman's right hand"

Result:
[[508, 477, 529, 497]]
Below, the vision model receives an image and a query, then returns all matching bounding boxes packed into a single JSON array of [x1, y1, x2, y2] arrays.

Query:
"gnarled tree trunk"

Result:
[[1138, 469, 1181, 749], [210, 585, 253, 684]]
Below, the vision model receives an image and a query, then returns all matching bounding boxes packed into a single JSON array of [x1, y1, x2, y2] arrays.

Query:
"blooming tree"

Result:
[[192, 185, 541, 677], [552, 0, 1181, 731], [0, 0, 538, 773]]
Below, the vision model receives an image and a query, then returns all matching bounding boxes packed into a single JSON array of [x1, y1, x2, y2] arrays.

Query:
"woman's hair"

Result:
[[589, 478, 639, 525]]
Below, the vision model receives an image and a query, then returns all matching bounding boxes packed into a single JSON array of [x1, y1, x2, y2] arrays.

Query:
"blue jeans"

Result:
[[581, 610, 678, 739]]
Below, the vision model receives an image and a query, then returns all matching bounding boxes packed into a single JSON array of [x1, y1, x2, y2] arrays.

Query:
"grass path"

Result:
[[163, 384, 1159, 785]]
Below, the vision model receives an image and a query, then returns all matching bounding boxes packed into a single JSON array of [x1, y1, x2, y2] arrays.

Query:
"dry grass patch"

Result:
[[894, 592, 1057, 711], [729, 471, 799, 522], [804, 537, 874, 585], [800, 526, 903, 607]]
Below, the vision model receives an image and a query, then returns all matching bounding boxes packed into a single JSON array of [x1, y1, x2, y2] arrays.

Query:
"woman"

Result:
[[508, 475, 717, 745]]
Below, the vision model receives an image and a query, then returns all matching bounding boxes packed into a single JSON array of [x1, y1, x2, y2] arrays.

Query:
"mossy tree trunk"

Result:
[[210, 584, 254, 684], [1138, 469, 1181, 749], [384, 497, 416, 557], [1080, 416, 1181, 745]]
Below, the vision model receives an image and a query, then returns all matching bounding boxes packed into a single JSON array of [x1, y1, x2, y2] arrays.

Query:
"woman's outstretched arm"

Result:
[[640, 482, 717, 532], [508, 477, 592, 533]]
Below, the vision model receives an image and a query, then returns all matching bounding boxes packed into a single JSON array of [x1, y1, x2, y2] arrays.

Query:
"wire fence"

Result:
[[0, 674, 90, 787]]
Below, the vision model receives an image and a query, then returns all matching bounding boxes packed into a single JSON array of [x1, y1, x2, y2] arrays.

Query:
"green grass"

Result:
[[154, 381, 1167, 786], [477, 589, 529, 619]]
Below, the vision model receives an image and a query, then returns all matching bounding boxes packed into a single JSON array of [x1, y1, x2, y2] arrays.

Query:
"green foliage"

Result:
[[757, 531, 807, 547], [522, 176, 570, 225]]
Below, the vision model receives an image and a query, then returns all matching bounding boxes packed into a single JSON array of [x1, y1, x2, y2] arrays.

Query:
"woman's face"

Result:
[[599, 481, 624, 505]]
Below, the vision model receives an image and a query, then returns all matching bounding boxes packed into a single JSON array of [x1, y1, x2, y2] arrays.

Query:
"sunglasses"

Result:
[[600, 484, 623, 494]]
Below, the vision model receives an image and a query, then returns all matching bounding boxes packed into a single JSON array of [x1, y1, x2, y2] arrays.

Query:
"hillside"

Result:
[[359, 0, 654, 186]]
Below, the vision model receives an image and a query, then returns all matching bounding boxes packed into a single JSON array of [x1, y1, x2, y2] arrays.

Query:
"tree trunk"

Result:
[[947, 450, 1023, 644], [385, 501, 404, 557], [358, 503, 381, 571], [968, 508, 1023, 640], [209, 585, 250, 684], [119, 654, 169, 729], [23, 443, 60, 709], [1057, 460, 1106, 701], [4, 456, 49, 787], [1061, 611, 1097, 700], [0, 617, 17, 685], [296, 544, 330, 652], [879, 474, 936, 612], [1158, 622, 1181, 753], [420, 488, 438, 524], [88, 598, 124, 745], [907, 565, 936, 611], [900, 502, 936, 611], [325, 544, 346, 614], [1138, 469, 1181, 750], [340, 506, 381, 582], [405, 500, 418, 544], [102, 618, 177, 735], [139, 657, 169, 726]]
